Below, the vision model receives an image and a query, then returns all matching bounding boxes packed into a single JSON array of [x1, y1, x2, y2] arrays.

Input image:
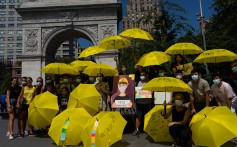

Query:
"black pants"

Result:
[[169, 125, 192, 147], [194, 102, 206, 113]]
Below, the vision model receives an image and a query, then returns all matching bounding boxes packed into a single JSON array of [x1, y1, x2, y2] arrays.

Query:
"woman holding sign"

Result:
[[133, 72, 152, 137]]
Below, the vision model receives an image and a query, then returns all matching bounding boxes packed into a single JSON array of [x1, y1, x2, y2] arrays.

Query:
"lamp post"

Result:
[[199, 0, 209, 74]]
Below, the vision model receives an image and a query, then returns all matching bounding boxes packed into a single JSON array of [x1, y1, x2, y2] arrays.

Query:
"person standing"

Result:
[[1, 91, 7, 112], [211, 73, 237, 114], [35, 77, 44, 95], [17, 77, 36, 137], [6, 78, 22, 140], [188, 69, 210, 114]]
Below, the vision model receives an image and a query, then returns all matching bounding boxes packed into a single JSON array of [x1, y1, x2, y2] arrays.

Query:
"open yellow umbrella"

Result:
[[81, 111, 127, 147], [144, 105, 173, 142], [41, 63, 78, 75], [136, 51, 171, 67], [165, 42, 204, 55], [83, 63, 118, 77], [142, 77, 192, 93], [99, 35, 131, 50], [67, 84, 100, 115], [69, 60, 96, 71], [78, 46, 106, 58], [193, 49, 237, 63], [190, 106, 237, 147], [119, 28, 154, 41], [48, 108, 92, 146], [28, 91, 59, 130]]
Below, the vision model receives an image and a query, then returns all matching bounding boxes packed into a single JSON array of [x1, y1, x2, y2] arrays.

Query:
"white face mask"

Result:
[[175, 100, 183, 106], [232, 66, 237, 73], [176, 75, 182, 79], [213, 79, 221, 85], [192, 75, 199, 81], [118, 87, 126, 92], [140, 76, 145, 80], [159, 72, 164, 77]]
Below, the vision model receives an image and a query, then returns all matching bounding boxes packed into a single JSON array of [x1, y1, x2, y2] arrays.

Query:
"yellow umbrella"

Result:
[[99, 35, 131, 50], [193, 49, 237, 63], [142, 77, 192, 93], [165, 42, 204, 55], [144, 105, 173, 142], [190, 106, 237, 147], [83, 63, 118, 77], [28, 91, 59, 130], [79, 46, 106, 58], [48, 108, 92, 146], [81, 111, 127, 147], [136, 51, 171, 67], [119, 28, 154, 41], [67, 84, 100, 115], [69, 60, 96, 71], [41, 63, 78, 75]]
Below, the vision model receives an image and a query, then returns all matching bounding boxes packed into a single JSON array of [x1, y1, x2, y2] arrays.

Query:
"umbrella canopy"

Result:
[[41, 63, 78, 75], [81, 111, 127, 147], [99, 35, 131, 50], [67, 84, 100, 115], [142, 77, 192, 93], [69, 60, 96, 72], [165, 42, 204, 55], [48, 108, 92, 146], [119, 28, 154, 41], [83, 63, 118, 77], [193, 49, 237, 63], [28, 91, 59, 130], [78, 46, 106, 58], [190, 106, 237, 147], [144, 105, 173, 142], [136, 51, 171, 67]]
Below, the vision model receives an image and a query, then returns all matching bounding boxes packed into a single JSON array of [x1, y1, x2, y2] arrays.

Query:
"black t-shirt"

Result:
[[7, 85, 22, 100], [172, 106, 187, 123], [114, 95, 131, 101]]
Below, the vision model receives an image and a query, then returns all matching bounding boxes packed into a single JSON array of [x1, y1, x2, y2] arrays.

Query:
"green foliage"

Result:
[[55, 56, 75, 64], [0, 72, 12, 94]]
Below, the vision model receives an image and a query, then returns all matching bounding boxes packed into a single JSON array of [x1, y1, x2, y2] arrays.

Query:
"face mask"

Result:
[[89, 77, 94, 82], [175, 100, 183, 106], [59, 81, 63, 84], [140, 76, 145, 80], [192, 75, 199, 81], [122, 67, 126, 72], [21, 81, 27, 86], [232, 66, 237, 73], [46, 80, 51, 84], [176, 75, 182, 79], [119, 87, 126, 92], [96, 77, 102, 82], [159, 72, 164, 77], [36, 82, 42, 87], [63, 79, 69, 84], [76, 79, 81, 83], [213, 79, 221, 85]]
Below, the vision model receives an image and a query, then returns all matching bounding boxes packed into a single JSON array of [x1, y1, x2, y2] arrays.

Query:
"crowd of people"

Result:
[[1, 54, 237, 147]]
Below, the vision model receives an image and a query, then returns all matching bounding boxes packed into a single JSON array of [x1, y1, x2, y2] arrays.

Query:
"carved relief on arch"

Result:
[[81, 25, 98, 40], [25, 29, 38, 52], [101, 25, 115, 38], [41, 27, 59, 45]]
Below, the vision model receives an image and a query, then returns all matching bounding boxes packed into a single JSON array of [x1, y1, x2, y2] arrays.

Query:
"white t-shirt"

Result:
[[211, 81, 237, 106], [137, 81, 147, 87]]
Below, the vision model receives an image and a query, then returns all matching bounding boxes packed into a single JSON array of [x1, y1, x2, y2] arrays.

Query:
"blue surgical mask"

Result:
[[63, 79, 68, 84], [213, 79, 221, 85], [232, 66, 237, 73], [21, 81, 27, 86], [36, 82, 42, 87], [192, 75, 199, 81], [159, 72, 164, 77], [46, 80, 51, 84], [140, 76, 145, 80], [119, 87, 126, 92]]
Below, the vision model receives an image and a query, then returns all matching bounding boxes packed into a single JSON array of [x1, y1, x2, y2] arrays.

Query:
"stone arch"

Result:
[[43, 27, 97, 63]]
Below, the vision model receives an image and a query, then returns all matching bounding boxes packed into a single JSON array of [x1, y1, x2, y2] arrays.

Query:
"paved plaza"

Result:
[[0, 116, 236, 147]]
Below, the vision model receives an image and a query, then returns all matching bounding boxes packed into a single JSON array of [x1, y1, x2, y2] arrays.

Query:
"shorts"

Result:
[[136, 103, 151, 117], [8, 99, 17, 109], [20, 104, 29, 112]]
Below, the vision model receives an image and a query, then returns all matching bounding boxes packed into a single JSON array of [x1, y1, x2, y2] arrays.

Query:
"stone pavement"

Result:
[[0, 118, 236, 147]]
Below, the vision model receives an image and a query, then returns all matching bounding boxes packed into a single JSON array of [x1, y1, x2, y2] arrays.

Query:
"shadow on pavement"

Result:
[[111, 140, 130, 147], [145, 134, 172, 146]]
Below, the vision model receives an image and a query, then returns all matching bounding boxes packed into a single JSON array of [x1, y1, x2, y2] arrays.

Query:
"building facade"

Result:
[[122, 0, 157, 31], [0, 0, 24, 63]]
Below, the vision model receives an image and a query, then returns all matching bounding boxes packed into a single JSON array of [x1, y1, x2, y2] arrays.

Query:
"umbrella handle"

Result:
[[161, 100, 167, 116]]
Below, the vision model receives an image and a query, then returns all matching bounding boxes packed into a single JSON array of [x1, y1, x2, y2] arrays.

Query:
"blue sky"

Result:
[[79, 0, 215, 48]]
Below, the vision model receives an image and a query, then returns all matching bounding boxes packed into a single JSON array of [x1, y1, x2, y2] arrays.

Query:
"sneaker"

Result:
[[9, 134, 14, 140], [132, 129, 140, 138], [18, 134, 24, 138], [28, 133, 36, 136], [6, 131, 10, 137], [24, 130, 28, 136]]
